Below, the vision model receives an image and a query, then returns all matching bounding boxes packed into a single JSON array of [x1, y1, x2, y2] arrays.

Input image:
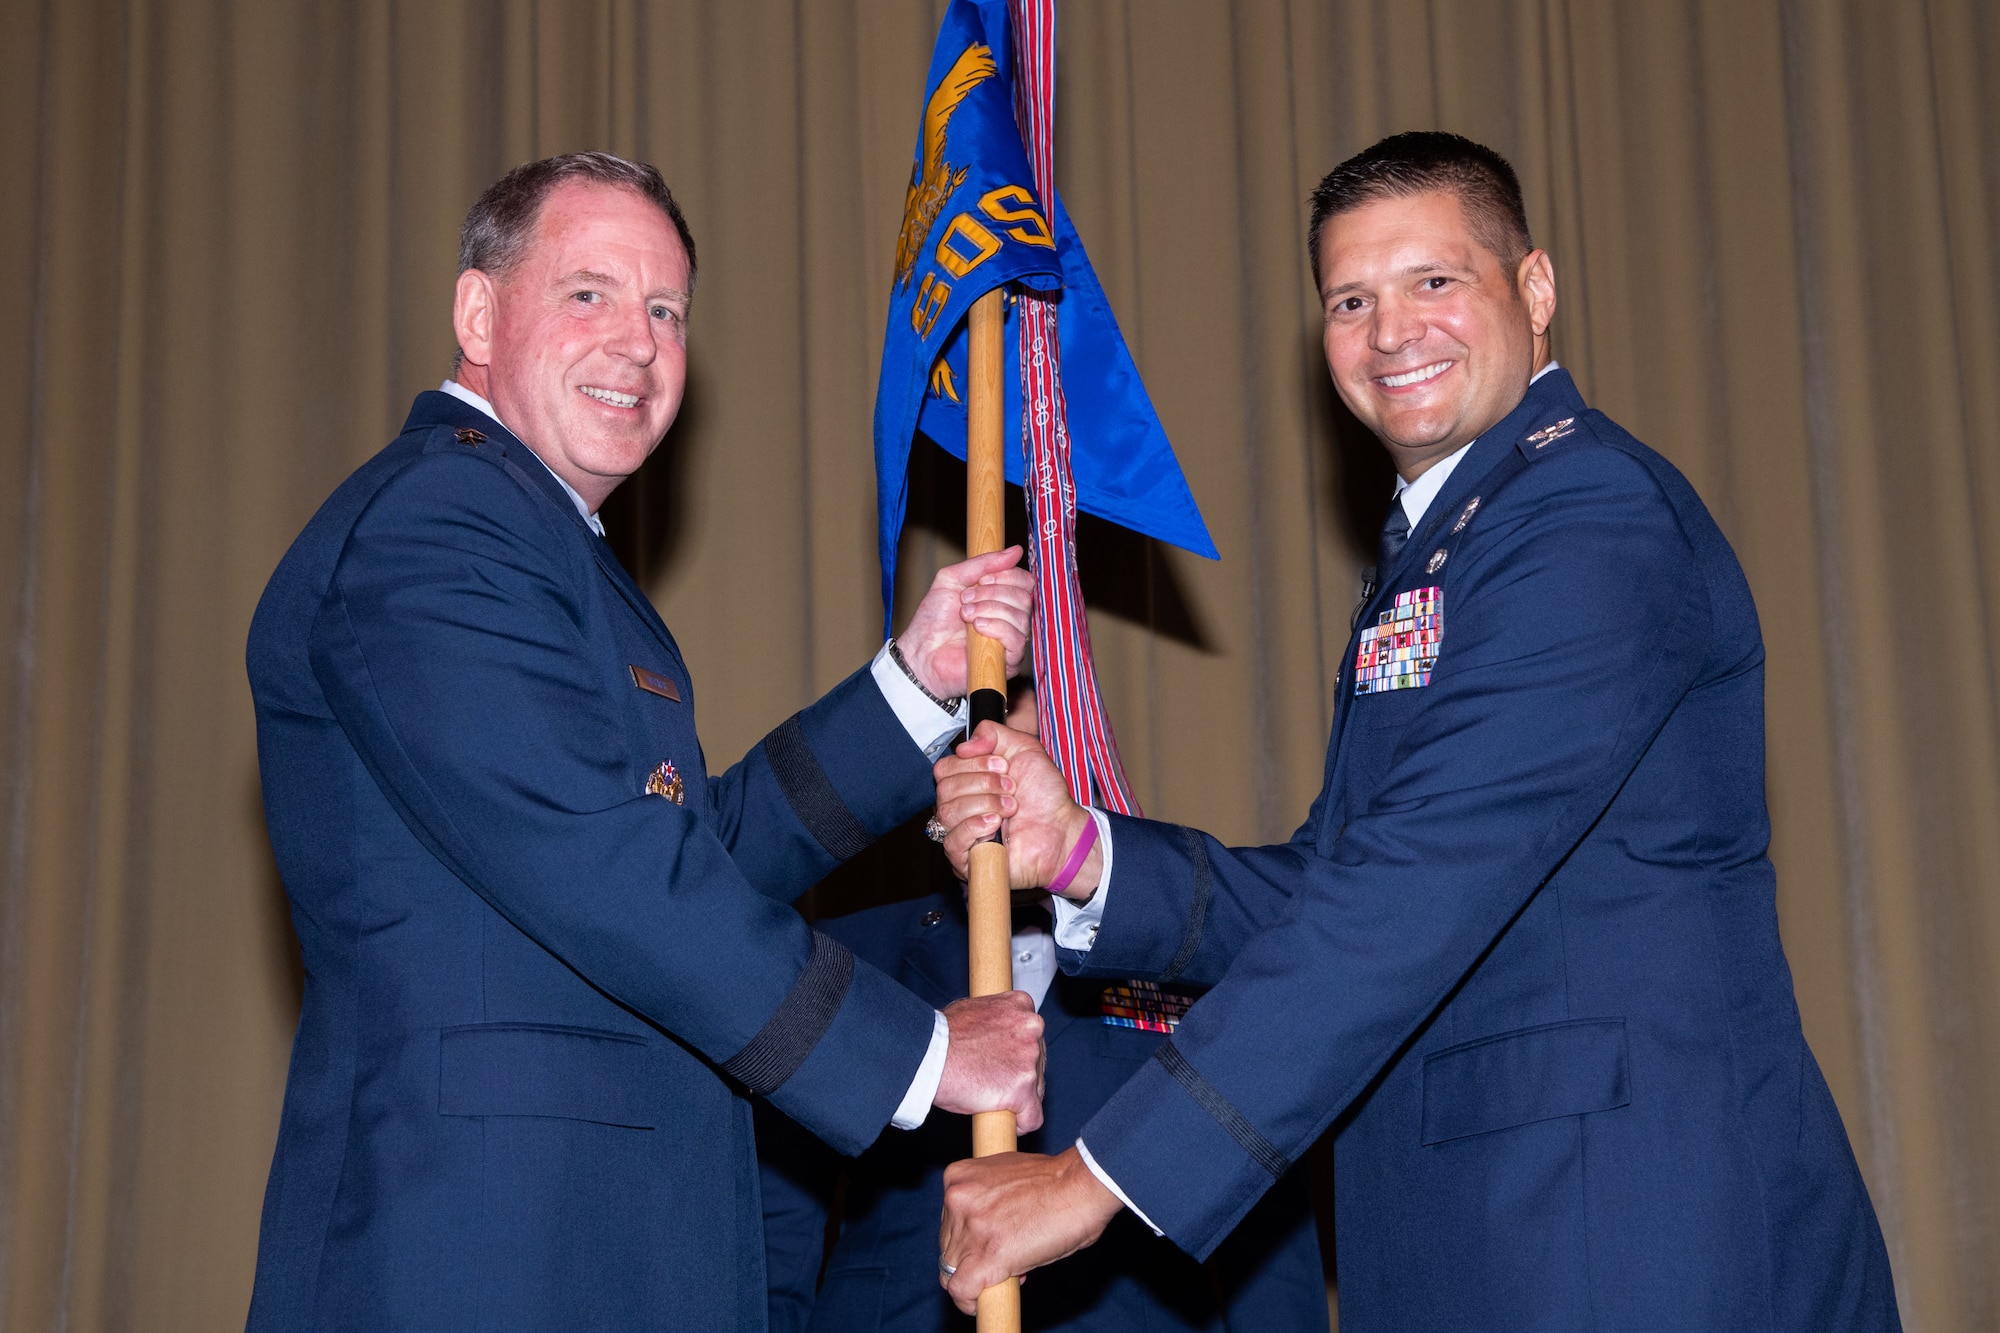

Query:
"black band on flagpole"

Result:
[[968, 688, 1007, 729]]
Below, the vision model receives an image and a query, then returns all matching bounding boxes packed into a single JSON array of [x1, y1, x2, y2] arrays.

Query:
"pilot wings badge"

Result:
[[892, 42, 998, 291]]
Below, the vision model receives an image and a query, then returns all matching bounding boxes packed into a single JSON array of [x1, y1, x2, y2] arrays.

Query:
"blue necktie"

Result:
[[1378, 492, 1412, 573]]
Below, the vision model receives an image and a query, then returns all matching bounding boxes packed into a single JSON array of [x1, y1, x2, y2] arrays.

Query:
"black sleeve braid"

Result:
[[1160, 825, 1212, 983], [763, 715, 874, 861], [1154, 1042, 1290, 1179], [722, 932, 855, 1095]]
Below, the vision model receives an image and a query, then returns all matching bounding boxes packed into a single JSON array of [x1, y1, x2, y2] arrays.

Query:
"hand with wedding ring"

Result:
[[931, 722, 1102, 899]]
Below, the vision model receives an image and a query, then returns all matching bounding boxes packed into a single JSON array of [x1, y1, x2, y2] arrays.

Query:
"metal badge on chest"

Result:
[[646, 758, 685, 805]]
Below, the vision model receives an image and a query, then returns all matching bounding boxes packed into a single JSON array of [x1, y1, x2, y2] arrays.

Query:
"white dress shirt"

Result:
[[440, 379, 969, 1131], [1010, 918, 1060, 1011], [1386, 361, 1560, 530], [1054, 361, 1564, 1229]]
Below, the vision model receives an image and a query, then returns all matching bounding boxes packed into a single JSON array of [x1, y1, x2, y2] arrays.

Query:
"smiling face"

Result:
[[452, 180, 692, 510], [1316, 189, 1555, 480]]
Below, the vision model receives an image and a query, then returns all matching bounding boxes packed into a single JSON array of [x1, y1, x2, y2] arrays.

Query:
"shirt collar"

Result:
[[1394, 360, 1560, 529], [439, 380, 605, 537]]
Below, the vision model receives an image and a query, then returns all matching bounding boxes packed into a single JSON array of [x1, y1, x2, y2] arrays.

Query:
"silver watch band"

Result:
[[886, 639, 966, 715]]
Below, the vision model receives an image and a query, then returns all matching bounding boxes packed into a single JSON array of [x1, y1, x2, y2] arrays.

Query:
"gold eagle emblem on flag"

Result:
[[893, 42, 998, 291]]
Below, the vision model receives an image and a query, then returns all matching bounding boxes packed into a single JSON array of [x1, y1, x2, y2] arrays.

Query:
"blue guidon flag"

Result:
[[873, 0, 1216, 813]]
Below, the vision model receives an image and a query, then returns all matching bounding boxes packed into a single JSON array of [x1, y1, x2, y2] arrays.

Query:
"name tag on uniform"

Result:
[[1101, 980, 1196, 1034], [629, 664, 681, 702], [1354, 586, 1442, 695]]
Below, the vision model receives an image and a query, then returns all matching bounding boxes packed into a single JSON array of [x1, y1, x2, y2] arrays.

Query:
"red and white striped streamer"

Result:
[[1007, 0, 1140, 817]]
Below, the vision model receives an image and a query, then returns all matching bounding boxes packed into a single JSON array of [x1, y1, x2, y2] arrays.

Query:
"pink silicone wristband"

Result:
[[1046, 813, 1101, 898]]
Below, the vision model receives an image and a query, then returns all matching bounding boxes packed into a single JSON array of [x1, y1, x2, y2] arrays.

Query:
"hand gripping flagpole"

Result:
[[873, 2, 1206, 1322], [963, 288, 1023, 1333]]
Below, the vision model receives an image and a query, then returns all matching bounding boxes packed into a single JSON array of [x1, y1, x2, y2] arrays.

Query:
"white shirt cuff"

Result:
[[1050, 807, 1114, 950], [869, 641, 970, 762], [1075, 1138, 1162, 1235], [891, 1009, 951, 1130]]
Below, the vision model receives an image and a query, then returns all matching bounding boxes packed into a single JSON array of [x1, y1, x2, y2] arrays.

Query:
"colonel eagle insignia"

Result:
[[894, 42, 998, 291]]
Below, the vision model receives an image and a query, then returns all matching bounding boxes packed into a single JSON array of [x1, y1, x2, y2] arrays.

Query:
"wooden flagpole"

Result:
[[962, 287, 1022, 1333]]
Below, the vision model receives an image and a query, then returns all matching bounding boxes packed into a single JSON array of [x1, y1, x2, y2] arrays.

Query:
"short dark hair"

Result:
[[453, 152, 697, 373], [1306, 132, 1532, 288]]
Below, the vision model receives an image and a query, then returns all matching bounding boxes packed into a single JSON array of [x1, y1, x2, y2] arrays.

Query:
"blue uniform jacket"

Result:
[[246, 392, 940, 1331], [1061, 370, 1900, 1331], [757, 893, 1327, 1333]]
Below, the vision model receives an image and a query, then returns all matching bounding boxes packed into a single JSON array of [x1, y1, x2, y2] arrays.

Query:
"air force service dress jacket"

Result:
[[1059, 370, 1900, 1332], [757, 892, 1327, 1333], [246, 391, 942, 1332]]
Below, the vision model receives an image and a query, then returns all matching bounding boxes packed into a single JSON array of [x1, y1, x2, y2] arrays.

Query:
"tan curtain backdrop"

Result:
[[2, 1, 1994, 1328]]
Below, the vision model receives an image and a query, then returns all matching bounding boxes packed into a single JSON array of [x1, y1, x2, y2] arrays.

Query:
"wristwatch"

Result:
[[887, 639, 966, 716]]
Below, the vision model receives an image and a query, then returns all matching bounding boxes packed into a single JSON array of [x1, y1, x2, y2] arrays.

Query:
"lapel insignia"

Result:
[[1426, 548, 1449, 574], [1451, 496, 1482, 533], [1525, 417, 1575, 448], [1354, 586, 1442, 695], [646, 759, 685, 805], [453, 427, 486, 445], [629, 664, 682, 702], [1101, 980, 1197, 1033]]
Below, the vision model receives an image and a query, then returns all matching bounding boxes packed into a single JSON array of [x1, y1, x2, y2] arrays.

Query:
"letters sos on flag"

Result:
[[872, 0, 1216, 634]]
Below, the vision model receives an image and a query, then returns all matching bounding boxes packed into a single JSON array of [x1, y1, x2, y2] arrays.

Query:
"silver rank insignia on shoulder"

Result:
[[1525, 417, 1575, 448], [1426, 548, 1449, 574], [646, 759, 684, 805], [1452, 496, 1481, 533]]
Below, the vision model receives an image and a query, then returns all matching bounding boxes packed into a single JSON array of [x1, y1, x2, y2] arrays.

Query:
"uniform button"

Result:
[[920, 911, 944, 927], [1017, 951, 1034, 963]]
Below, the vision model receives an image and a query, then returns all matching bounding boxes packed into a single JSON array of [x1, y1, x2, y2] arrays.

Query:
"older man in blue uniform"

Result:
[[246, 153, 1046, 1331], [931, 133, 1900, 1331]]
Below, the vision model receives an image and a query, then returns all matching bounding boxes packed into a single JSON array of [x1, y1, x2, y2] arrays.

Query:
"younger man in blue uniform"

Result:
[[930, 133, 1900, 1331]]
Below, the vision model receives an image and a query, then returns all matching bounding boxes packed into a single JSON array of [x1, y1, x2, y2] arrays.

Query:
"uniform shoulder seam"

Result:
[[357, 440, 590, 581]]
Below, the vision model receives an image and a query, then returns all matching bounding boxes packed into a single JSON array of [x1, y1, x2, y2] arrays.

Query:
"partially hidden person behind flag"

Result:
[[245, 152, 1051, 1332], [928, 132, 1901, 1331], [758, 690, 1327, 1333]]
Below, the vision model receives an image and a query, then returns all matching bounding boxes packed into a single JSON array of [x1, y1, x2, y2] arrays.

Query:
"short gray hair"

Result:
[[451, 152, 697, 374]]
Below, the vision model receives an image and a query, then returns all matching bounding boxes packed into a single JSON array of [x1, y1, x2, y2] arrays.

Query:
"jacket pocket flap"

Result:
[[1364, 687, 1427, 729], [1421, 1018, 1628, 1145], [440, 1023, 657, 1129]]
